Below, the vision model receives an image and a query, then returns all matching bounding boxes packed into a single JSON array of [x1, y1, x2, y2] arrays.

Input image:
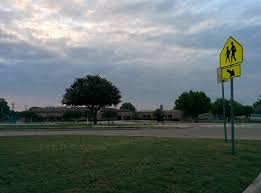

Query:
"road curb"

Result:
[[243, 172, 261, 193]]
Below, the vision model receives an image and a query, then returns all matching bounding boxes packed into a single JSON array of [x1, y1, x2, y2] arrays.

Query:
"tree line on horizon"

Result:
[[1, 74, 261, 123]]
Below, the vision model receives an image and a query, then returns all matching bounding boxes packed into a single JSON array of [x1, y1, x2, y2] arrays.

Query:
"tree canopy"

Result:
[[175, 90, 211, 122], [120, 102, 136, 112], [0, 98, 10, 121], [62, 75, 121, 124]]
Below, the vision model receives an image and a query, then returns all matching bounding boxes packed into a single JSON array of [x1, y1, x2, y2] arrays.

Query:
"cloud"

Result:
[[0, 0, 261, 110]]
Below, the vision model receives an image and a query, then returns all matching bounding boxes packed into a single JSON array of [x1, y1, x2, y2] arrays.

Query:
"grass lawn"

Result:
[[0, 136, 261, 193]]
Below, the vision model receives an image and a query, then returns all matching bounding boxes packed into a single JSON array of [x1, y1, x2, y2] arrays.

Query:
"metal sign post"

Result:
[[217, 68, 228, 142], [219, 36, 243, 155], [222, 81, 227, 142], [230, 78, 235, 155]]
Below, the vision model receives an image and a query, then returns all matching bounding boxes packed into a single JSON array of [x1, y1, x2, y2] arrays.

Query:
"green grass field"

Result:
[[0, 136, 260, 193]]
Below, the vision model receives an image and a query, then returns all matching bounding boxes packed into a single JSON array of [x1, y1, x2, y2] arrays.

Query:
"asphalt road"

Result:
[[0, 123, 261, 140]]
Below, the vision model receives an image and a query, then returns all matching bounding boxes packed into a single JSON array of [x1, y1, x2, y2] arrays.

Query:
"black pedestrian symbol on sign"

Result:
[[225, 41, 237, 63], [230, 42, 237, 62], [226, 47, 230, 63], [227, 69, 235, 77]]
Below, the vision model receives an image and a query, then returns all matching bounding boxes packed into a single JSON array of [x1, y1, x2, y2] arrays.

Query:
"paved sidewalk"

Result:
[[243, 172, 261, 193]]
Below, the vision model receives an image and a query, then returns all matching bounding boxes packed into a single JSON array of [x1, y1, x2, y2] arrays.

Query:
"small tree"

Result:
[[175, 90, 211, 122], [254, 105, 261, 114], [233, 101, 244, 116], [63, 111, 83, 122], [242, 105, 253, 119], [102, 109, 118, 124], [62, 75, 121, 124], [211, 98, 230, 119], [21, 111, 42, 122], [212, 98, 251, 121], [253, 97, 261, 114], [0, 98, 10, 121], [253, 96, 261, 108], [120, 102, 136, 112], [153, 108, 164, 124]]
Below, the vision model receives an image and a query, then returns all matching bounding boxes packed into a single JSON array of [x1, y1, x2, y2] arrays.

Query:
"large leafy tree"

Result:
[[175, 91, 211, 122], [120, 102, 136, 112], [0, 98, 10, 121], [62, 75, 121, 124]]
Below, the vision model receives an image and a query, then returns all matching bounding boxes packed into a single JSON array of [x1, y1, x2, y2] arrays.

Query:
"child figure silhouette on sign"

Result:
[[230, 42, 237, 62], [225, 46, 230, 63]]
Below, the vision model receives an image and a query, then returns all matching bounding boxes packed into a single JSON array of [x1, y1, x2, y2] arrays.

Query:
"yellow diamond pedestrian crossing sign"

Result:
[[220, 36, 243, 68], [221, 64, 241, 80]]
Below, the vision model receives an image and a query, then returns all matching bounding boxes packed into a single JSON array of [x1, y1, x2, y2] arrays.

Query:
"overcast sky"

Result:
[[0, 0, 261, 111]]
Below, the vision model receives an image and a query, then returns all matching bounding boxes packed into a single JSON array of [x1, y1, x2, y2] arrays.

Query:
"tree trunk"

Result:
[[193, 116, 198, 123], [93, 110, 98, 124], [85, 111, 89, 125]]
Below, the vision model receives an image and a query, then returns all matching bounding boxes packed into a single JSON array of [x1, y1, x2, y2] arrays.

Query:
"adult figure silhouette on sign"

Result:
[[225, 46, 230, 63], [230, 42, 237, 62]]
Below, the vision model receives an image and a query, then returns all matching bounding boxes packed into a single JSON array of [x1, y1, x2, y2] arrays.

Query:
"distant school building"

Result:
[[28, 106, 184, 121]]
